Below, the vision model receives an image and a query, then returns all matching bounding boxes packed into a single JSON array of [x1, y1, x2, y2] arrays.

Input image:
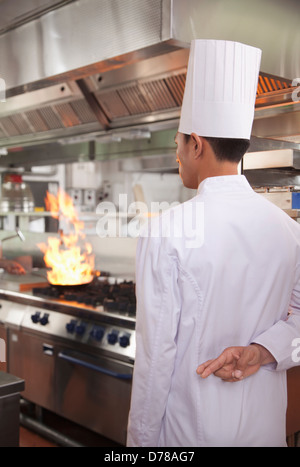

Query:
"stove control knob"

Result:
[[31, 311, 41, 323], [75, 322, 86, 336], [107, 330, 119, 345], [66, 319, 77, 334], [119, 334, 130, 348], [40, 313, 49, 326], [90, 326, 104, 341]]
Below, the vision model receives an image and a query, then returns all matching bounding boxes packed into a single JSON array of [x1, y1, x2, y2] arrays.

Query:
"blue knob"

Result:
[[119, 334, 130, 348], [66, 319, 77, 333], [107, 331, 118, 345], [75, 322, 86, 336], [40, 313, 49, 326], [90, 326, 104, 341], [31, 311, 41, 323]]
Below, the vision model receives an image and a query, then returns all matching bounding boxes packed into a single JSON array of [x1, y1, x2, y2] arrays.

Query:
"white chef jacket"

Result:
[[127, 175, 300, 447]]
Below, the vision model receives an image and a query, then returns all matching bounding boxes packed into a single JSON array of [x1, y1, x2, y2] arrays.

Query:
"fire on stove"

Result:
[[37, 189, 95, 286]]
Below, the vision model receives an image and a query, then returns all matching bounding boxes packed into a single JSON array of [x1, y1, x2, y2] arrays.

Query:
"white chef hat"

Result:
[[178, 40, 262, 139]]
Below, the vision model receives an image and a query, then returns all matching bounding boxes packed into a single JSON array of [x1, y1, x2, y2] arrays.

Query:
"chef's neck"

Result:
[[198, 162, 238, 186], [181, 132, 241, 189], [196, 156, 239, 187]]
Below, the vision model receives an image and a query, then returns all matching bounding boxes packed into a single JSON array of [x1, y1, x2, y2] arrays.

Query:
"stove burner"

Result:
[[32, 279, 136, 315]]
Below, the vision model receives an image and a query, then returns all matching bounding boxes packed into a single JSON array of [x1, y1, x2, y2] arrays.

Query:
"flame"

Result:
[[38, 189, 95, 285]]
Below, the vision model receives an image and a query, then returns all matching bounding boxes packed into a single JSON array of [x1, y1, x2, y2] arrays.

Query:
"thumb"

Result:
[[232, 369, 243, 380], [234, 346, 261, 379]]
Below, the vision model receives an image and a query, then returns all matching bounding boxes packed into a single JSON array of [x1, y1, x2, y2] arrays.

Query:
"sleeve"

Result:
[[126, 233, 181, 447], [253, 262, 300, 372]]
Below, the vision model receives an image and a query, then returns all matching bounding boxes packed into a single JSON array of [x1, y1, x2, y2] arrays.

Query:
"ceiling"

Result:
[[0, 0, 299, 167], [0, 0, 74, 34]]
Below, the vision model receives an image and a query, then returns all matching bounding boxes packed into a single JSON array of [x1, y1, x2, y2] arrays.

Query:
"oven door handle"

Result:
[[58, 352, 132, 380]]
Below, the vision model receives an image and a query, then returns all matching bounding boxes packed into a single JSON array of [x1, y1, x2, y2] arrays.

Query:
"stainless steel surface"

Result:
[[0, 227, 25, 259], [0, 278, 136, 444], [0, 0, 177, 91], [0, 371, 24, 447], [0, 175, 35, 212], [8, 328, 56, 410], [172, 0, 300, 79], [0, 49, 188, 150], [253, 107, 300, 144], [244, 169, 300, 189], [0, 0, 74, 35], [0, 227, 25, 243], [0, 0, 299, 153], [0, 286, 136, 361], [1, 0, 299, 90], [0, 393, 21, 446], [19, 412, 85, 447], [244, 139, 300, 188], [18, 302, 136, 363], [244, 149, 300, 170], [56, 349, 132, 444]]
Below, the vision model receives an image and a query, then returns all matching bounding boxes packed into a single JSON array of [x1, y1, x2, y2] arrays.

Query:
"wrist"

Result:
[[251, 343, 276, 365]]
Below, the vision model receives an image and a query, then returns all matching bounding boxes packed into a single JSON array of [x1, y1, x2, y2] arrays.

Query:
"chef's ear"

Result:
[[190, 133, 203, 159]]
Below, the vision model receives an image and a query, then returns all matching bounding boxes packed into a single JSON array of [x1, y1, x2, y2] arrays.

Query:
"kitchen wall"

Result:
[[65, 158, 194, 211], [0, 157, 195, 276]]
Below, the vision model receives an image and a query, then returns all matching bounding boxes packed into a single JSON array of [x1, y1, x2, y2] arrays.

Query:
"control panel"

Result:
[[65, 317, 132, 349]]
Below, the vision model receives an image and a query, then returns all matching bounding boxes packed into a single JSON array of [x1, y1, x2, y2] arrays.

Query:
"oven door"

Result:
[[56, 348, 133, 446], [7, 329, 56, 411]]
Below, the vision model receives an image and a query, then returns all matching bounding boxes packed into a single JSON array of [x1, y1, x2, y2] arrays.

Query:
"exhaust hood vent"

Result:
[[0, 68, 296, 150], [257, 74, 292, 95], [0, 56, 188, 148], [94, 72, 186, 120], [0, 0, 299, 154]]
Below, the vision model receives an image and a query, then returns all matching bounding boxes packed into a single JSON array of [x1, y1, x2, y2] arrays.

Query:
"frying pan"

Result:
[[48, 275, 95, 291], [48, 268, 104, 288], [32, 269, 102, 291]]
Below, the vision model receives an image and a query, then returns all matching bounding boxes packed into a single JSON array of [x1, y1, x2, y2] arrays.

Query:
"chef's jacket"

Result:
[[127, 175, 300, 447]]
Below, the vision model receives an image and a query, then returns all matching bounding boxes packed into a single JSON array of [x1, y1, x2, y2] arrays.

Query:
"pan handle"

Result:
[[58, 351, 132, 380]]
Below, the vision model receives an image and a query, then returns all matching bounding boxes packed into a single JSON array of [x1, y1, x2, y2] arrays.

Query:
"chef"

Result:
[[127, 40, 300, 447]]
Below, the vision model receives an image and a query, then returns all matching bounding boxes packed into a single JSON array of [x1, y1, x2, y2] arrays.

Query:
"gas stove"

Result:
[[0, 276, 136, 445], [16, 277, 137, 363], [32, 277, 136, 316], [0, 275, 137, 367]]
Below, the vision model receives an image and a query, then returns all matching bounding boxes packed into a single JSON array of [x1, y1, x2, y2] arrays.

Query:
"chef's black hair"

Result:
[[183, 134, 250, 163]]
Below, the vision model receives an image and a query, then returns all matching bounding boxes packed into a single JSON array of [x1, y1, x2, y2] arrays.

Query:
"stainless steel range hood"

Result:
[[0, 0, 299, 160]]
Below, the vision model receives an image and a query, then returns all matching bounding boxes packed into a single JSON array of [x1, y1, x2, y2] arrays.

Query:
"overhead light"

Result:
[[117, 130, 151, 140], [95, 134, 122, 144], [96, 130, 151, 143]]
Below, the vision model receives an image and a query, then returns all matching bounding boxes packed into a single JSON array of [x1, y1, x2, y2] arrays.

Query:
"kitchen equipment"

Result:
[[0, 372, 25, 447], [44, 269, 102, 288], [1, 227, 25, 243], [0, 0, 299, 156], [1, 275, 136, 445], [0, 227, 25, 258], [47, 275, 94, 288], [0, 174, 34, 212]]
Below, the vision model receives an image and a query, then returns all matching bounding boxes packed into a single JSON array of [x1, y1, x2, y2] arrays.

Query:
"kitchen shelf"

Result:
[[284, 209, 300, 219], [0, 211, 138, 219], [0, 211, 53, 217], [1, 210, 298, 221]]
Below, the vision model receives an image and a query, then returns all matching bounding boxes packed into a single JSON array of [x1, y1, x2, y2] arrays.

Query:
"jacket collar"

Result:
[[197, 175, 252, 195]]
